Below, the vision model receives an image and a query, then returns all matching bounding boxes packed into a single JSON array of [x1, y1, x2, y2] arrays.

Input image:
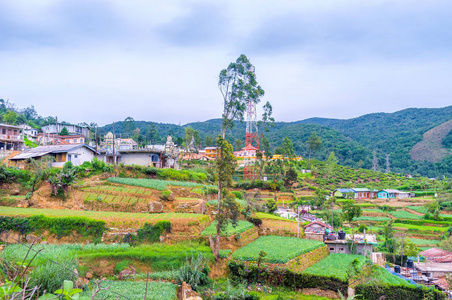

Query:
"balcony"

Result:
[[0, 134, 23, 142]]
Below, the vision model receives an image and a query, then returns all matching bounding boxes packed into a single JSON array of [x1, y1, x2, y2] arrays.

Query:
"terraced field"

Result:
[[0, 206, 209, 228]]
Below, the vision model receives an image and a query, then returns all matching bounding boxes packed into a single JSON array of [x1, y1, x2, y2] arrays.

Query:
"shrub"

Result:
[[247, 217, 263, 227], [136, 221, 171, 243], [231, 191, 244, 199], [265, 199, 277, 213], [176, 254, 210, 291]]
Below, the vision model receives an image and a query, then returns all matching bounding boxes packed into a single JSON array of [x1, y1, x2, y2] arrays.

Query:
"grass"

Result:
[[393, 223, 448, 232], [407, 238, 441, 246], [387, 210, 424, 220], [407, 206, 428, 214], [302, 253, 368, 281], [232, 236, 325, 264], [81, 281, 177, 300], [79, 241, 214, 271], [201, 220, 254, 237], [353, 216, 391, 221], [0, 206, 208, 228], [255, 212, 297, 222], [107, 177, 215, 191], [366, 266, 413, 286], [207, 199, 247, 207]]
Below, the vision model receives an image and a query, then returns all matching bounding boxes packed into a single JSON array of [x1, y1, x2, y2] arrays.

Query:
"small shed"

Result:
[[304, 221, 333, 234]]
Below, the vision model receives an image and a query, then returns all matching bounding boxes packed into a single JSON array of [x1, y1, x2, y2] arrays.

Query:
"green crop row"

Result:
[[107, 177, 215, 191], [407, 238, 441, 246], [302, 253, 368, 281], [0, 206, 208, 228], [206, 199, 247, 207], [354, 216, 391, 222], [387, 211, 423, 220], [255, 212, 297, 222], [80, 280, 177, 299], [86, 185, 153, 195], [393, 223, 447, 232], [201, 220, 254, 237], [82, 192, 147, 204], [232, 236, 325, 264]]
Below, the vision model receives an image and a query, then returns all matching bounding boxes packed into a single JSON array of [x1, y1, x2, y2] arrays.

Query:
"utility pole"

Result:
[[112, 122, 116, 165], [371, 150, 379, 172], [55, 116, 59, 145], [385, 154, 390, 173]]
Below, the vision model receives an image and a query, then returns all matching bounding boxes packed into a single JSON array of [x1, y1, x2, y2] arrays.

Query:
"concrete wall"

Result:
[[327, 242, 373, 257], [118, 152, 159, 166], [67, 147, 95, 166]]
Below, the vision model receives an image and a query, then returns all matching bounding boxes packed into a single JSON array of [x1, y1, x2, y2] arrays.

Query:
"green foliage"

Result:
[[114, 260, 130, 274], [0, 206, 207, 228], [107, 177, 213, 191], [30, 260, 78, 295], [201, 220, 253, 237], [0, 215, 106, 238], [81, 281, 177, 300], [232, 236, 325, 264], [342, 201, 362, 223], [79, 241, 214, 271], [176, 254, 210, 291], [135, 221, 171, 243], [144, 167, 208, 182], [207, 199, 247, 207], [265, 199, 278, 213], [231, 190, 244, 199], [39, 280, 89, 300], [387, 210, 423, 220], [59, 127, 70, 136], [160, 190, 172, 200], [302, 254, 368, 281]]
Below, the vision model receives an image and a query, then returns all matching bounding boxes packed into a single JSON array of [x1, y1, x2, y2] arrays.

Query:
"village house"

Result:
[[419, 248, 452, 263], [205, 147, 218, 158], [36, 133, 86, 145], [377, 189, 411, 199], [325, 233, 376, 257], [234, 144, 259, 158], [0, 123, 24, 151], [21, 124, 39, 141], [9, 144, 97, 168], [304, 221, 334, 241], [42, 123, 89, 137]]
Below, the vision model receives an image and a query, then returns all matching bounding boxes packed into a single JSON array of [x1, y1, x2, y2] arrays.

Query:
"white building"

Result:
[[9, 144, 97, 168], [42, 124, 89, 137]]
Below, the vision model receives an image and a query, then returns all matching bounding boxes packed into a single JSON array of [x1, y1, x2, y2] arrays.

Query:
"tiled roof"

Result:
[[304, 221, 333, 230], [419, 247, 452, 263]]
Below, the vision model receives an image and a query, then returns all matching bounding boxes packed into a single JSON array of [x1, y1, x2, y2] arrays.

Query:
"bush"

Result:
[[231, 191, 244, 199], [136, 221, 171, 243], [29, 260, 78, 293], [176, 254, 210, 291], [0, 215, 106, 239], [247, 217, 263, 227], [355, 283, 446, 300], [265, 199, 277, 213]]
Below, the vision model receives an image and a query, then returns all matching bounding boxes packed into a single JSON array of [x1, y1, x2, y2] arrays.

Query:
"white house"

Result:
[[42, 124, 89, 137], [9, 144, 97, 168]]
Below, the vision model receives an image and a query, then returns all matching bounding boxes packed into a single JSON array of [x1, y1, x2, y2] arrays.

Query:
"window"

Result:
[[330, 248, 334, 251], [68, 155, 72, 162], [74, 155, 78, 159], [2, 129, 5, 134]]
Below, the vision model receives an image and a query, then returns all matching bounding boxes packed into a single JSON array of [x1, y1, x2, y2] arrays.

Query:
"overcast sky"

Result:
[[1, 0, 452, 126]]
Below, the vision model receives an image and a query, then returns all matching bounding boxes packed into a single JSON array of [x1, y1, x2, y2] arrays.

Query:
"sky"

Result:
[[1, 0, 452, 126]]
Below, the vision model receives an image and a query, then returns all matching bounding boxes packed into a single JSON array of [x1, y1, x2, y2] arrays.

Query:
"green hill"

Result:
[[99, 106, 452, 178]]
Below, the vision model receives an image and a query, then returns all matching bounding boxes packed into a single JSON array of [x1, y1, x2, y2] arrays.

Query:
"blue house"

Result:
[[378, 189, 399, 199]]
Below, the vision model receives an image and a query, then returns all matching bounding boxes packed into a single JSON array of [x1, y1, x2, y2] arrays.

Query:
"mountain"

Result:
[[100, 105, 452, 178]]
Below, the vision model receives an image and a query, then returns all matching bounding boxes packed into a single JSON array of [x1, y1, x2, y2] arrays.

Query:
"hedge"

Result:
[[0, 215, 106, 239], [355, 283, 446, 300], [228, 260, 348, 296]]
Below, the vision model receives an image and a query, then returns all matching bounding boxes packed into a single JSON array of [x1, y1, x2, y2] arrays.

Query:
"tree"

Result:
[[235, 138, 242, 151], [342, 201, 362, 224], [307, 132, 322, 160], [383, 221, 397, 254], [209, 136, 239, 260], [22, 105, 38, 120], [205, 136, 213, 147], [123, 117, 136, 136], [145, 124, 161, 144], [218, 54, 264, 138], [265, 199, 278, 213], [281, 137, 295, 159], [259, 101, 275, 150], [16, 114, 27, 124], [424, 199, 440, 219], [326, 151, 338, 179], [284, 167, 298, 187], [3, 111, 17, 125], [59, 127, 69, 136]]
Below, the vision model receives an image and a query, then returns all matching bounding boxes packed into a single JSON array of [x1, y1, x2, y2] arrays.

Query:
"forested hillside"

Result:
[[100, 106, 452, 178]]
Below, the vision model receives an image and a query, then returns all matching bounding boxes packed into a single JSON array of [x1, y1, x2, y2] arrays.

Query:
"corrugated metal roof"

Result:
[[352, 188, 370, 192], [336, 188, 354, 193], [10, 144, 96, 160]]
